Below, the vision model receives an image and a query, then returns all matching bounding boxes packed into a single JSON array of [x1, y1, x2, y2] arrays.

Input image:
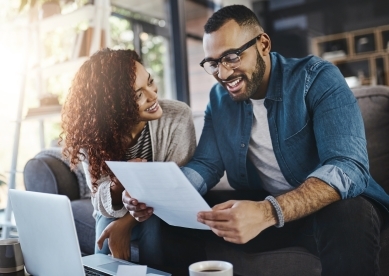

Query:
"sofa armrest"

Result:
[[23, 154, 80, 201], [352, 85, 389, 194]]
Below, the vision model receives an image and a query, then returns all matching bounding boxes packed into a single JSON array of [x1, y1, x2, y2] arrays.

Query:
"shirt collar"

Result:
[[264, 52, 283, 102]]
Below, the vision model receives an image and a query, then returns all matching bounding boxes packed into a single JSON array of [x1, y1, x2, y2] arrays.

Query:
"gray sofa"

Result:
[[23, 85, 389, 275]]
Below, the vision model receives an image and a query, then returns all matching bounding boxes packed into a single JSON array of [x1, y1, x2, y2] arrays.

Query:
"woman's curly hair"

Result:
[[60, 48, 142, 192]]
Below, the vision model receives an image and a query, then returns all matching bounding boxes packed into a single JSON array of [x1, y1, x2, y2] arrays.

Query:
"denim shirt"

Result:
[[183, 52, 389, 213]]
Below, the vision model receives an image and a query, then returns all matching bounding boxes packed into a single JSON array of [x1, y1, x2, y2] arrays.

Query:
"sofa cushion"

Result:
[[380, 226, 389, 274], [24, 155, 80, 201], [71, 199, 95, 255], [35, 148, 90, 199], [352, 85, 389, 194]]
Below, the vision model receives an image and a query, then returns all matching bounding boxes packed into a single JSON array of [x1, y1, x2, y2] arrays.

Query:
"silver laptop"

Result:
[[9, 189, 170, 276]]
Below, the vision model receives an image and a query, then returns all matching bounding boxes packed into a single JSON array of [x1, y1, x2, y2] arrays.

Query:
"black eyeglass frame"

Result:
[[199, 34, 262, 74]]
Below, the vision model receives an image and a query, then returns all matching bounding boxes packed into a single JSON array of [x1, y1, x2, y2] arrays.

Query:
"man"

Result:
[[123, 4, 389, 275]]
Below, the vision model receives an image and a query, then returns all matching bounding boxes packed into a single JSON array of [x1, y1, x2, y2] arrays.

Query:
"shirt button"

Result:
[[241, 143, 245, 147]]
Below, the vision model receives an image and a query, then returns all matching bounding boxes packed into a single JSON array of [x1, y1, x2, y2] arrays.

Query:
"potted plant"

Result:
[[0, 173, 7, 210], [0, 174, 6, 187]]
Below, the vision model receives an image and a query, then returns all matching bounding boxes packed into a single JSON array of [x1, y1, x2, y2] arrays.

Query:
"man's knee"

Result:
[[133, 214, 163, 239], [314, 196, 382, 237], [313, 197, 382, 275]]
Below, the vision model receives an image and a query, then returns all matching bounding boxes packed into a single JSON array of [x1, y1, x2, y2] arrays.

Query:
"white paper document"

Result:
[[106, 161, 211, 230], [117, 265, 147, 276]]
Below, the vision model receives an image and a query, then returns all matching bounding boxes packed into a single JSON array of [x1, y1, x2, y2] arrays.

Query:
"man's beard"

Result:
[[229, 48, 266, 101]]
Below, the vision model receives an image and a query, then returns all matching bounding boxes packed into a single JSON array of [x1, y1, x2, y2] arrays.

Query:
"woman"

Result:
[[60, 48, 196, 266]]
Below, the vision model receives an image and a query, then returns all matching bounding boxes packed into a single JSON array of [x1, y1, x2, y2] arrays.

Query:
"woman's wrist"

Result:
[[110, 181, 125, 206], [123, 212, 139, 228]]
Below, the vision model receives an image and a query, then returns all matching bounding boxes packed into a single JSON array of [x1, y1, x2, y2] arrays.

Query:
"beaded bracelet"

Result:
[[265, 195, 285, 228]]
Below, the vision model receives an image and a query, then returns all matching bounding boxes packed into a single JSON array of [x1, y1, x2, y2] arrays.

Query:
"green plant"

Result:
[[0, 174, 6, 187]]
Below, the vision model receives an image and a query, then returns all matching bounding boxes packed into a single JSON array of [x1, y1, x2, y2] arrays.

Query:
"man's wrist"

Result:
[[265, 196, 285, 228], [261, 199, 278, 228]]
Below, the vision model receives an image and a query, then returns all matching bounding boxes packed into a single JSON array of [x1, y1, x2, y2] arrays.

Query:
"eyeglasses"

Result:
[[200, 34, 262, 75]]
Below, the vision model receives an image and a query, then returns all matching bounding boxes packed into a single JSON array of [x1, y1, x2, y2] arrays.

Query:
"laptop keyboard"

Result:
[[84, 266, 111, 276]]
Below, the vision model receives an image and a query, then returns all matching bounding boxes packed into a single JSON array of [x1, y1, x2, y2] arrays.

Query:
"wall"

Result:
[[253, 0, 389, 57]]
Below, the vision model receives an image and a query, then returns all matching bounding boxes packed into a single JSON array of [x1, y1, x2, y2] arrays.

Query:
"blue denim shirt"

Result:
[[183, 52, 389, 213]]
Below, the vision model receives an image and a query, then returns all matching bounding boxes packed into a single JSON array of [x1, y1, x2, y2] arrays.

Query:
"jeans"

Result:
[[95, 191, 385, 275], [95, 212, 164, 266], [208, 191, 385, 276], [309, 196, 383, 276], [94, 213, 114, 255], [228, 196, 383, 276]]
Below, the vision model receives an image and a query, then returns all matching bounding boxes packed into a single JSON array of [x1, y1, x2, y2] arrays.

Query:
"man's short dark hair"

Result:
[[204, 5, 261, 34]]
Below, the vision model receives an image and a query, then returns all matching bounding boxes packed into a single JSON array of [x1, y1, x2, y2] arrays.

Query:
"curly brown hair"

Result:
[[60, 48, 142, 192]]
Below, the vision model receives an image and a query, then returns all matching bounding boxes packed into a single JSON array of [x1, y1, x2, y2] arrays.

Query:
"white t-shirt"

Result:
[[248, 98, 294, 196]]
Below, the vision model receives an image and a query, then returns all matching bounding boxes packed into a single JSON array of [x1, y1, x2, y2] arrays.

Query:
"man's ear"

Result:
[[259, 33, 271, 55]]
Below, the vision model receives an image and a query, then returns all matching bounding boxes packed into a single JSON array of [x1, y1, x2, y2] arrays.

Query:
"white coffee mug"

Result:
[[189, 260, 233, 276]]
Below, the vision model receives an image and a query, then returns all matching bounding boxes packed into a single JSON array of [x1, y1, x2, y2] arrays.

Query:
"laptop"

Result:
[[8, 189, 171, 276]]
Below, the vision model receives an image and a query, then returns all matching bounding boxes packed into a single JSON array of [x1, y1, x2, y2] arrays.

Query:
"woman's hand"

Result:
[[122, 190, 154, 222], [128, 158, 147, 163], [122, 158, 153, 221], [110, 158, 146, 207], [96, 213, 138, 261]]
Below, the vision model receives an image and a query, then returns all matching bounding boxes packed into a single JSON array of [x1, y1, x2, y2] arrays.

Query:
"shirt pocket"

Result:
[[284, 119, 320, 177]]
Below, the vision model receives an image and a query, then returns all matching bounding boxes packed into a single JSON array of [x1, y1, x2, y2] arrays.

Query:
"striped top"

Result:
[[125, 124, 152, 162], [84, 99, 197, 219]]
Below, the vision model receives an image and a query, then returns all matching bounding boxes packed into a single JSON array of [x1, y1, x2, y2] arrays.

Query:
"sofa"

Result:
[[23, 85, 389, 275]]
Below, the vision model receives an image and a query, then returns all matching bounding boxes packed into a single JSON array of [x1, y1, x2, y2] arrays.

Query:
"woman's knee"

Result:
[[94, 213, 117, 254]]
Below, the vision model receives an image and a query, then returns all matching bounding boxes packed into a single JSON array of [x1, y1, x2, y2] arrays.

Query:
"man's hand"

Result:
[[197, 200, 277, 244], [96, 213, 137, 260], [122, 190, 153, 222], [197, 178, 340, 245]]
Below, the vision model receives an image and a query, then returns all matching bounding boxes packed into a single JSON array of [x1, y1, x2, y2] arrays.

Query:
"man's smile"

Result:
[[223, 77, 244, 94]]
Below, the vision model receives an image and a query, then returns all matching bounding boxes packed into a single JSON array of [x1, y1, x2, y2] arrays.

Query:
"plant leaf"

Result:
[[18, 0, 29, 12]]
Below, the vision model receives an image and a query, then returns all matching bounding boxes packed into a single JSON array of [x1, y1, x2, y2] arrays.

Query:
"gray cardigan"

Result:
[[82, 99, 197, 218]]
